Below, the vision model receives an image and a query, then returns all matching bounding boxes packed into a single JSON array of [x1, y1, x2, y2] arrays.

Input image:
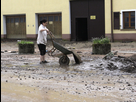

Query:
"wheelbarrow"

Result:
[[47, 32, 82, 65]]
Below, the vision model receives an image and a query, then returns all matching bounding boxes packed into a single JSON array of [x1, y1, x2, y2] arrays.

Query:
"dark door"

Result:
[[70, 0, 88, 41], [70, 0, 105, 41], [76, 18, 88, 41], [88, 0, 105, 39]]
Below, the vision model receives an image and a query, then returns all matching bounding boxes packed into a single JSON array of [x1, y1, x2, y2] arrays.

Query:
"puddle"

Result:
[[1, 82, 49, 102], [1, 82, 124, 102]]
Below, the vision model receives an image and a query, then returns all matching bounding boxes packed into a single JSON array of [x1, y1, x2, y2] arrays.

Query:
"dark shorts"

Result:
[[38, 44, 46, 56]]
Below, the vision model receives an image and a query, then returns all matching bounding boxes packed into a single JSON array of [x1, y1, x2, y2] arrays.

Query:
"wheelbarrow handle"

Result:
[[48, 31, 55, 39], [47, 31, 56, 56]]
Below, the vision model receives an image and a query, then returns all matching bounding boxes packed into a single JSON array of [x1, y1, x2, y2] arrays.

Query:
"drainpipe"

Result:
[[111, 0, 114, 42]]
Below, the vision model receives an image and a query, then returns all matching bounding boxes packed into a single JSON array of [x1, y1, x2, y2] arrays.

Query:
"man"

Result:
[[37, 19, 49, 64]]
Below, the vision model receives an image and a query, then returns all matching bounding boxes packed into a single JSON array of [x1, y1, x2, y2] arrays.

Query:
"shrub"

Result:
[[18, 40, 34, 44], [92, 37, 110, 44]]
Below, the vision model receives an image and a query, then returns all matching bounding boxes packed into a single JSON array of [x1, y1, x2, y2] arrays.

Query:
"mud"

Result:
[[104, 54, 136, 73], [1, 40, 136, 102]]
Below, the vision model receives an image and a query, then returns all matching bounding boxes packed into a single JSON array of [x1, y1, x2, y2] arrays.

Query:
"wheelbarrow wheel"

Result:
[[59, 56, 70, 65]]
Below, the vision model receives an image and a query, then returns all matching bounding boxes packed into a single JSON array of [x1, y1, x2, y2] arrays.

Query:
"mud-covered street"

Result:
[[1, 40, 136, 102]]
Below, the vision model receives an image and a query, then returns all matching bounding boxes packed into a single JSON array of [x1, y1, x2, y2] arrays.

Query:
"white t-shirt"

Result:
[[37, 24, 48, 45]]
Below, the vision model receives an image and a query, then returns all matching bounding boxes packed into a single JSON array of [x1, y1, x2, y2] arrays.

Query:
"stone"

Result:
[[1, 51, 4, 53], [10, 51, 17, 53]]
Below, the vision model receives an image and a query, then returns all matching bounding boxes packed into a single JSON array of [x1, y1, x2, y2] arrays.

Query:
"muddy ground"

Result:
[[1, 40, 136, 102]]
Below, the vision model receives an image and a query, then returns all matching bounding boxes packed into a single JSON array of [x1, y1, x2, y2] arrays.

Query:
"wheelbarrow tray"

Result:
[[53, 41, 72, 55], [52, 41, 82, 64]]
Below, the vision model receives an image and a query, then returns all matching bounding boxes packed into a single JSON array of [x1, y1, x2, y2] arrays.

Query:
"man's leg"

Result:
[[40, 55, 44, 62]]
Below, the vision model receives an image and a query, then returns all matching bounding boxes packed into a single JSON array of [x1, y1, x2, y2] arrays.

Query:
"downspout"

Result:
[[111, 0, 114, 42]]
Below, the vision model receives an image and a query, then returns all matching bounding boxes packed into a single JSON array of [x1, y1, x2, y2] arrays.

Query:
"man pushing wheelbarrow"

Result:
[[37, 19, 82, 65]]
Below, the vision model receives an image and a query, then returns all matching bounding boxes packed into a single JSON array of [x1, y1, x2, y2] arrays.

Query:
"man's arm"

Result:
[[40, 29, 46, 32]]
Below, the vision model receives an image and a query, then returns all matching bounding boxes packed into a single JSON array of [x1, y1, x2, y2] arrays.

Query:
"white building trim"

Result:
[[120, 9, 136, 29]]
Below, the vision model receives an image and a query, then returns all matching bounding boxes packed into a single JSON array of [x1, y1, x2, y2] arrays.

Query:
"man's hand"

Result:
[[45, 29, 50, 34]]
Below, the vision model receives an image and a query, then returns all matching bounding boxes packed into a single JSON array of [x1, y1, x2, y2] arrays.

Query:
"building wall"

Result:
[[1, 0, 136, 41], [1, 0, 71, 39], [105, 0, 136, 41]]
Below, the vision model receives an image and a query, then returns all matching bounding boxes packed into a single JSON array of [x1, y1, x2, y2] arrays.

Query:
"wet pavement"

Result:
[[1, 40, 136, 102]]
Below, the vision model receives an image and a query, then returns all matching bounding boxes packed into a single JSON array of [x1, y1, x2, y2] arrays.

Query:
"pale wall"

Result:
[[1, 0, 70, 35], [2, 0, 136, 38], [105, 0, 111, 34], [105, 0, 136, 34]]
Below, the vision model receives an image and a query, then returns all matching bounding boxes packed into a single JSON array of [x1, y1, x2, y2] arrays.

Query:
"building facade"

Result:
[[1, 0, 136, 41]]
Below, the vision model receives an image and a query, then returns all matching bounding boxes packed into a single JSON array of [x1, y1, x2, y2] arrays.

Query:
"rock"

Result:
[[126, 82, 131, 86], [85, 84, 87, 86], [128, 54, 136, 61], [77, 51, 82, 53], [103, 52, 115, 60], [6, 80, 8, 82], [64, 76, 66, 80], [114, 51, 118, 55], [24, 63, 29, 65], [10, 51, 17, 53], [106, 62, 118, 71], [1, 51, 4, 53]]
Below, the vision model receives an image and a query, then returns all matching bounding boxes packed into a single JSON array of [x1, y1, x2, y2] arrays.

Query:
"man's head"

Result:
[[40, 19, 48, 26]]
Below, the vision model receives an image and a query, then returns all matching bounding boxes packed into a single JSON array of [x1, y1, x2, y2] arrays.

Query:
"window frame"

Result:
[[120, 9, 136, 29]]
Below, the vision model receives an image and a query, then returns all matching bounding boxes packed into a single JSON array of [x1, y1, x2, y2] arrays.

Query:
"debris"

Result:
[[103, 51, 117, 60], [106, 62, 118, 71], [103, 52, 136, 73]]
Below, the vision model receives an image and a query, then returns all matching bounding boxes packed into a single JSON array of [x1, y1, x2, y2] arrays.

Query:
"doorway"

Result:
[[76, 18, 88, 41], [6, 15, 26, 39], [70, 0, 105, 41], [38, 13, 62, 38]]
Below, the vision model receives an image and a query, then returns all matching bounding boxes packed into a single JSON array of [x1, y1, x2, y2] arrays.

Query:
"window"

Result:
[[59, 16, 62, 21], [54, 16, 58, 21], [15, 18, 19, 23], [114, 12, 120, 29], [39, 17, 43, 21], [38, 13, 62, 38], [121, 10, 136, 29], [48, 16, 53, 21], [7, 18, 10, 23], [123, 12, 135, 29], [11, 18, 14, 23], [43, 16, 47, 20], [20, 18, 24, 22]]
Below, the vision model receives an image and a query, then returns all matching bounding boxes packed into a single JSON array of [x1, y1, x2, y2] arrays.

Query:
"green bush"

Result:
[[18, 40, 34, 44], [92, 37, 110, 44]]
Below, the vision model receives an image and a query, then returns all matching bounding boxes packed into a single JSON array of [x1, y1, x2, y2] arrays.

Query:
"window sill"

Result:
[[120, 29, 136, 31]]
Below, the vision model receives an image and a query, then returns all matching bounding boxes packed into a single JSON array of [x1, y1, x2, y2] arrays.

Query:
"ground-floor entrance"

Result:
[[38, 13, 62, 38], [6, 15, 26, 39], [76, 18, 88, 41], [70, 0, 105, 41]]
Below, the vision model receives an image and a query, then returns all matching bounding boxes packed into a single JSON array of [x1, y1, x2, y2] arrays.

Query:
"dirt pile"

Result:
[[104, 54, 136, 73]]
